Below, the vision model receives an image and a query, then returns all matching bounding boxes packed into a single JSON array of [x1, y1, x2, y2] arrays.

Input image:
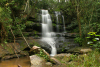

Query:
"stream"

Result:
[[0, 56, 30, 67]]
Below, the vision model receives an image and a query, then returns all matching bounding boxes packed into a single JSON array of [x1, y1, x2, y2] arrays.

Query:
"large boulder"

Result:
[[30, 55, 45, 67]]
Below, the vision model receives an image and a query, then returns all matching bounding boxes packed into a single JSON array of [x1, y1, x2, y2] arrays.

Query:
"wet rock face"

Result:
[[19, 37, 79, 54], [15, 37, 79, 55], [38, 37, 79, 53]]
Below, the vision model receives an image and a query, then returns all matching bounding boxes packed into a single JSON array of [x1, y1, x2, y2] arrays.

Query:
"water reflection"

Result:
[[0, 56, 30, 67]]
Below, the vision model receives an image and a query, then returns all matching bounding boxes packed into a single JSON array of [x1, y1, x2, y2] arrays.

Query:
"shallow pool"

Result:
[[0, 56, 30, 67]]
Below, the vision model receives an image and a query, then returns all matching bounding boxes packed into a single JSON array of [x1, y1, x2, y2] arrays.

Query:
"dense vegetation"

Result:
[[0, 0, 100, 47], [0, 0, 100, 67]]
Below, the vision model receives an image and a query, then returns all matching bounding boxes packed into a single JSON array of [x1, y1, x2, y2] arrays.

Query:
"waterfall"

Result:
[[55, 11, 61, 33], [62, 15, 66, 33], [41, 9, 57, 56], [59, 0, 60, 2]]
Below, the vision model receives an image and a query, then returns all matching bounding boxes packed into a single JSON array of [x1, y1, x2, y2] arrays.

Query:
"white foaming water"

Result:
[[41, 9, 56, 56], [42, 38, 56, 56]]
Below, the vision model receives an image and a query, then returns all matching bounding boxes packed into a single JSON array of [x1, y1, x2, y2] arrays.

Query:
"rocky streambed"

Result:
[[0, 37, 92, 67]]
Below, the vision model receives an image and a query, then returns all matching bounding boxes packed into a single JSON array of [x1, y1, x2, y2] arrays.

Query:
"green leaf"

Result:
[[4, 41, 7, 44], [86, 37, 90, 38], [87, 41, 93, 44], [93, 45, 98, 47], [90, 34, 94, 35], [90, 44, 93, 46], [92, 39, 97, 41], [1, 44, 4, 46], [95, 35, 100, 37]]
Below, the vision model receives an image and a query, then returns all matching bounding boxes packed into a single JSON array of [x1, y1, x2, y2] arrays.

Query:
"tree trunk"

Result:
[[76, 3, 82, 37]]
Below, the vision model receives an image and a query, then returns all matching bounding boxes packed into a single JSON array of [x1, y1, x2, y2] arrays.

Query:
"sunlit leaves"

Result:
[[88, 32, 96, 35], [86, 32, 100, 48], [95, 35, 100, 37]]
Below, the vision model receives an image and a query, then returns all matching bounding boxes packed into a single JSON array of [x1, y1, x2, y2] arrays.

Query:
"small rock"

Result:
[[45, 62, 52, 66], [54, 53, 71, 58], [51, 57, 61, 65], [32, 46, 40, 50], [29, 46, 41, 54], [80, 48, 92, 54]]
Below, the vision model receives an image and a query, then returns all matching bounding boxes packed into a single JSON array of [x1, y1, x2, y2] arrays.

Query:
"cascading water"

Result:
[[62, 15, 66, 33], [59, 0, 60, 2], [41, 9, 57, 56], [55, 11, 61, 33]]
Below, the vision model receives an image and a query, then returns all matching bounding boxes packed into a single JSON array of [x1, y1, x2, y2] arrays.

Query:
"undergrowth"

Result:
[[57, 50, 100, 67]]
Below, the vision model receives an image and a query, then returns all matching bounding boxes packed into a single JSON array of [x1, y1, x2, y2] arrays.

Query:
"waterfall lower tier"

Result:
[[41, 38, 56, 56]]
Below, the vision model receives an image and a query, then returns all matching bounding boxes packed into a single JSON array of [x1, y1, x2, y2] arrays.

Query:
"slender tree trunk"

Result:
[[0, 22, 7, 42], [76, 2, 82, 37]]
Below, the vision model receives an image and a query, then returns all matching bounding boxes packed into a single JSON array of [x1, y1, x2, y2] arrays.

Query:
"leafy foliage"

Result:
[[37, 49, 49, 61], [86, 32, 100, 49], [0, 0, 27, 43], [74, 36, 83, 46]]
